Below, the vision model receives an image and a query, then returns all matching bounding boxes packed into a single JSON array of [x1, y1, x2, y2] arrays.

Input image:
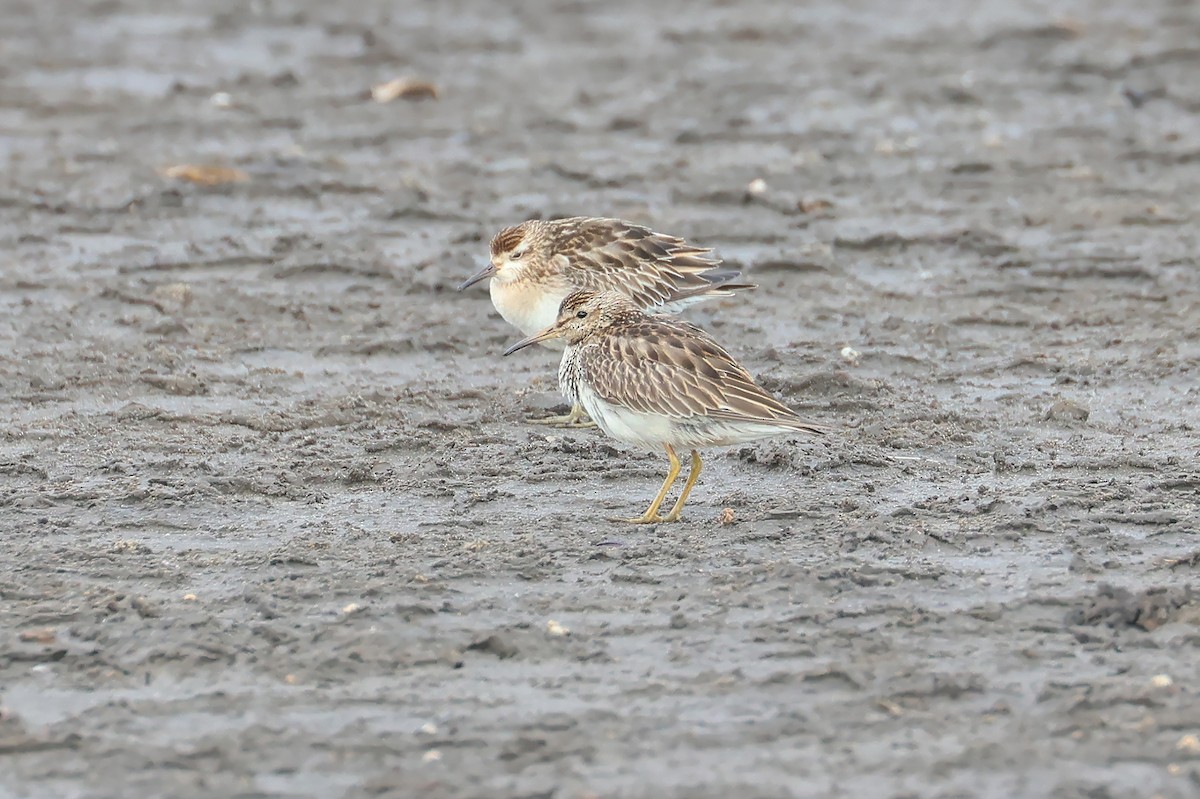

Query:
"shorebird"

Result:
[[503, 290, 827, 523], [458, 216, 753, 427]]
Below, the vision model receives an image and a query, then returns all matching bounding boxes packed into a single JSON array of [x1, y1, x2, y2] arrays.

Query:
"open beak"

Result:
[[457, 263, 497, 291], [503, 324, 561, 356]]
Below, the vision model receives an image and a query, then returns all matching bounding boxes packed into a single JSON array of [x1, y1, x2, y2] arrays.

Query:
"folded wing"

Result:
[[553, 218, 753, 310], [580, 317, 826, 436]]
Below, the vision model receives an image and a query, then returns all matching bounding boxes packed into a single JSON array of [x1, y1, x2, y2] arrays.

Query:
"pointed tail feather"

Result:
[[706, 281, 757, 295], [657, 271, 756, 311], [777, 417, 830, 436], [699, 268, 756, 290], [706, 408, 831, 437]]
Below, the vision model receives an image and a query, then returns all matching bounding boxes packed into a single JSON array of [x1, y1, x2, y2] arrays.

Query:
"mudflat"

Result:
[[2, 1, 1199, 797]]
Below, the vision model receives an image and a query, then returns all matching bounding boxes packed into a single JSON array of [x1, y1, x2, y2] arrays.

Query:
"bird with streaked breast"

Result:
[[504, 289, 828, 524]]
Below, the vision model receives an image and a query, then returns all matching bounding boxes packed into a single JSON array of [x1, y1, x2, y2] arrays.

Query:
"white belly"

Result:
[[577, 378, 800, 451], [577, 382, 674, 450], [490, 279, 568, 349]]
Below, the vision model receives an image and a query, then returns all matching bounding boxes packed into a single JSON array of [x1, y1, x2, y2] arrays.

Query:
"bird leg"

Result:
[[526, 402, 597, 429], [661, 450, 702, 522], [621, 444, 682, 524]]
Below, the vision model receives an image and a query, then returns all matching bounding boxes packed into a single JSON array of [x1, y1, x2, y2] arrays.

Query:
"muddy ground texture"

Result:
[[2, 0, 1200, 797]]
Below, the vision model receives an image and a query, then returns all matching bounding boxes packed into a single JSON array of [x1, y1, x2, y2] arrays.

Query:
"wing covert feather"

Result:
[[579, 318, 812, 427], [549, 218, 737, 310]]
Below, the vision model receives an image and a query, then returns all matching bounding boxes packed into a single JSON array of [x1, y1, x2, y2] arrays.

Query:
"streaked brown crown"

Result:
[[490, 223, 529, 257], [553, 290, 644, 345], [556, 289, 641, 323], [557, 289, 604, 317]]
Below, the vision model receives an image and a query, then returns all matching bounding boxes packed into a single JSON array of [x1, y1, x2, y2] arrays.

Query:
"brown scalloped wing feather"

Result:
[[549, 218, 733, 310], [581, 317, 825, 434]]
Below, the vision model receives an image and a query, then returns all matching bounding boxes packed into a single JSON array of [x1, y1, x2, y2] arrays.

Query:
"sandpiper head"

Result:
[[502, 290, 636, 355], [457, 220, 547, 291]]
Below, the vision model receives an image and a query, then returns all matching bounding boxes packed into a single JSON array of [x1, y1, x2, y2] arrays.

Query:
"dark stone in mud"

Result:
[[130, 596, 160, 618], [467, 634, 520, 660], [1068, 584, 1200, 631]]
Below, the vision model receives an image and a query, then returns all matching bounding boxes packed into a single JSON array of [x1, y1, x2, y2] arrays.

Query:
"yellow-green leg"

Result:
[[527, 402, 597, 429], [661, 450, 702, 522], [620, 444, 682, 524]]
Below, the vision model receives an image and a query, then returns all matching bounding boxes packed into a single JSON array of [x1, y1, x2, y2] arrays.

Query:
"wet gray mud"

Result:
[[2, 0, 1199, 797]]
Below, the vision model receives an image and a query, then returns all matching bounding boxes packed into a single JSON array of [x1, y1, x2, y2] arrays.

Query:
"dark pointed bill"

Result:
[[457, 263, 497, 291], [502, 326, 561, 356]]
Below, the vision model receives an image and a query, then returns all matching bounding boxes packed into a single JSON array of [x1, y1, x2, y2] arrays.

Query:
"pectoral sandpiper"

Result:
[[503, 290, 827, 523]]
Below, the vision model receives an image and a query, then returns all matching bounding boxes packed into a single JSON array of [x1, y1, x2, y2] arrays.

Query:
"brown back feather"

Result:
[[542, 218, 747, 310], [580, 316, 826, 434]]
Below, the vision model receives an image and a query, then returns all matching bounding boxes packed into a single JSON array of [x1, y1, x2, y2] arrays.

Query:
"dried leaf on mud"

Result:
[[371, 77, 439, 102], [160, 164, 249, 185]]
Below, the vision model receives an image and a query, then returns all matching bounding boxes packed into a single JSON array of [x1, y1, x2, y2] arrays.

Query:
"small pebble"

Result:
[[1176, 734, 1200, 755], [151, 282, 193, 310], [1043, 398, 1089, 422], [131, 596, 159, 618], [18, 628, 56, 644]]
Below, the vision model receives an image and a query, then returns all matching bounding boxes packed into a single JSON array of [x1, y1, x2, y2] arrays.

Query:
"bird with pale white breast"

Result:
[[504, 289, 828, 524]]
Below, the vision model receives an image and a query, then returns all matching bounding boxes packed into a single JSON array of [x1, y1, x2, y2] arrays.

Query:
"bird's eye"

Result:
[[576, 310, 588, 319], [511, 249, 526, 260]]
